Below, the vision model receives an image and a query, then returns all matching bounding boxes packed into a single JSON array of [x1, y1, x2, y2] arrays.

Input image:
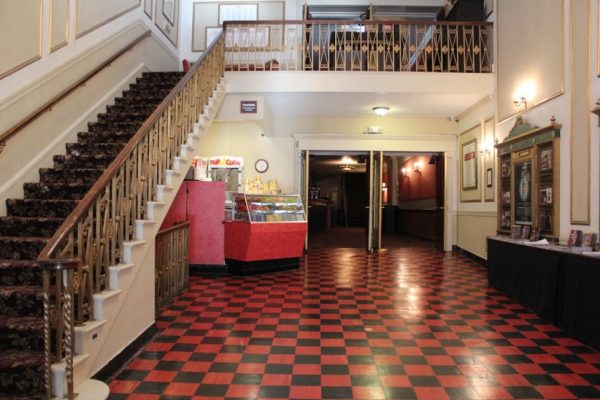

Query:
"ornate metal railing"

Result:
[[224, 19, 492, 73], [155, 221, 190, 313], [37, 32, 225, 399]]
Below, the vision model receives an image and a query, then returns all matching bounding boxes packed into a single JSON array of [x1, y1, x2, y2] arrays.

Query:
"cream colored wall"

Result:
[[0, 22, 179, 215], [180, 0, 294, 61], [457, 211, 496, 259], [455, 97, 497, 258], [197, 121, 297, 194], [50, 0, 69, 52], [76, 0, 140, 37], [496, 0, 564, 122], [497, 0, 599, 242], [0, 0, 42, 79]]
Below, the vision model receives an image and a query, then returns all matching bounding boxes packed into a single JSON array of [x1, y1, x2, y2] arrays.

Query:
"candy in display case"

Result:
[[232, 193, 306, 223]]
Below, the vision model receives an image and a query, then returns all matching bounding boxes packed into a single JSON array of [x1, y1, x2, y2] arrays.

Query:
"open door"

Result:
[[434, 153, 445, 251], [301, 150, 310, 250], [367, 151, 383, 252]]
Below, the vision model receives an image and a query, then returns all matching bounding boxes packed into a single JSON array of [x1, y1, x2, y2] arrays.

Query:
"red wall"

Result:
[[398, 156, 436, 201], [161, 181, 225, 266]]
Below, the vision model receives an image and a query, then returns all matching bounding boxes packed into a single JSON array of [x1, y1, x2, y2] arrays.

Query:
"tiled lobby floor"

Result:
[[108, 245, 600, 399]]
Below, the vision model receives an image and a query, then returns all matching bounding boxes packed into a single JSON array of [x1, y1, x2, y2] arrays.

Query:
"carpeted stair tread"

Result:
[[114, 96, 164, 106], [0, 69, 183, 399], [6, 199, 78, 218], [53, 154, 116, 169], [0, 349, 44, 396], [97, 111, 150, 123], [88, 120, 142, 134], [0, 237, 49, 261], [0, 260, 41, 286], [0, 315, 44, 352], [0, 286, 44, 317], [76, 130, 136, 144], [0, 217, 64, 238], [39, 168, 104, 185], [65, 142, 124, 156], [106, 103, 156, 115], [23, 182, 92, 200]]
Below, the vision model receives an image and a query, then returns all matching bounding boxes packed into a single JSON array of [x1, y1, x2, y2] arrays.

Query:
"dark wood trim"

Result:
[[452, 245, 487, 266], [38, 31, 225, 260], [157, 221, 190, 236], [0, 30, 152, 153], [223, 19, 493, 27]]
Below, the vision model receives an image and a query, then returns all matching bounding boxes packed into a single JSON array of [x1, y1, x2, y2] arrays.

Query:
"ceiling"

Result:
[[264, 92, 483, 118]]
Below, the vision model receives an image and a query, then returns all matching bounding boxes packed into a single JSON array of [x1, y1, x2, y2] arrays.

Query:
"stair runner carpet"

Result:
[[0, 71, 183, 399]]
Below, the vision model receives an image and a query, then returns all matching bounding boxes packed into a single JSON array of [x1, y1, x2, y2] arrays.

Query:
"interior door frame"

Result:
[[294, 136, 454, 252], [367, 150, 383, 252]]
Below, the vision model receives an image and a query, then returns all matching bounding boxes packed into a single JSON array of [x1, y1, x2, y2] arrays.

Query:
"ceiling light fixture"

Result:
[[339, 164, 355, 171], [372, 106, 390, 117]]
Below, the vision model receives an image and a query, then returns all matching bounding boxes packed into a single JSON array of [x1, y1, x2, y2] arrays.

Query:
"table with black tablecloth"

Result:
[[487, 236, 600, 350]]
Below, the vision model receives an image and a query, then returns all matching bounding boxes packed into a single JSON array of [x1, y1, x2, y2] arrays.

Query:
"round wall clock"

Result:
[[255, 158, 269, 173]]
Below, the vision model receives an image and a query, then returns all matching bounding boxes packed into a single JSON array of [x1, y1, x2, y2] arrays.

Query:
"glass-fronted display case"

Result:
[[232, 193, 306, 223]]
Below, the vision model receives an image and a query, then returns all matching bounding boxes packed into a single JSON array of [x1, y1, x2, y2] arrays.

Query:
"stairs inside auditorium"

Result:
[[0, 71, 183, 399]]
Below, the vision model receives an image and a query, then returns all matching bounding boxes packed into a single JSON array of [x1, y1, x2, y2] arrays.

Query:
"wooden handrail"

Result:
[[0, 30, 152, 153], [157, 221, 191, 236], [223, 19, 493, 27], [38, 31, 225, 260]]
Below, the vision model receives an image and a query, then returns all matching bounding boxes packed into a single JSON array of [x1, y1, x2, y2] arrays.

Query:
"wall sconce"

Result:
[[373, 106, 390, 117], [413, 161, 422, 173], [513, 95, 527, 109], [401, 167, 409, 177]]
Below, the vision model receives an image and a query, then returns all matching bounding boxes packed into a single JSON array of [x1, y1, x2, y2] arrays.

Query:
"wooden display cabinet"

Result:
[[496, 117, 560, 240]]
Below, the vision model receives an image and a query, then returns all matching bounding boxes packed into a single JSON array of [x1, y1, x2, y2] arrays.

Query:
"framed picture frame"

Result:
[[461, 139, 477, 190], [206, 27, 222, 49], [162, 0, 175, 24], [486, 168, 493, 188], [219, 3, 258, 26]]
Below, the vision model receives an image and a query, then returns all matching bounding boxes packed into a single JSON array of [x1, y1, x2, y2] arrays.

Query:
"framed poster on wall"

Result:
[[462, 139, 478, 190], [219, 3, 257, 25]]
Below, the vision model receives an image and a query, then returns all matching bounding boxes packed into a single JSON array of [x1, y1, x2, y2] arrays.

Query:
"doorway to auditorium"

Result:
[[303, 151, 445, 251]]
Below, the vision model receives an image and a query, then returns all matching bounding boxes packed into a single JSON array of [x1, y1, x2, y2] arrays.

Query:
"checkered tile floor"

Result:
[[108, 245, 600, 399]]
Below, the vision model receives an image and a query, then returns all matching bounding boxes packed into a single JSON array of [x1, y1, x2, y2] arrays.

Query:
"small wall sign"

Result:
[[240, 100, 258, 114]]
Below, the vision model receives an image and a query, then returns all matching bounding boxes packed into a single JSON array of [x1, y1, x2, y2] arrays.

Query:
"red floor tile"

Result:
[[106, 244, 600, 400]]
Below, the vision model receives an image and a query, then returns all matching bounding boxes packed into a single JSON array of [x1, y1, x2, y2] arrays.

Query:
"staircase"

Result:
[[0, 71, 183, 399]]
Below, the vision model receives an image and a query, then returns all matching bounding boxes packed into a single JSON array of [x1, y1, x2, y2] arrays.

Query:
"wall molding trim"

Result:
[[457, 210, 497, 218], [1, 22, 148, 111]]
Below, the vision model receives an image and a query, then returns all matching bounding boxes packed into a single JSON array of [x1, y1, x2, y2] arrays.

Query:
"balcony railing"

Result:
[[224, 19, 492, 73]]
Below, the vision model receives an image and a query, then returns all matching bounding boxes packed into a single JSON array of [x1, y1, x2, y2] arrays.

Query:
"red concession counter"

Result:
[[225, 193, 307, 273]]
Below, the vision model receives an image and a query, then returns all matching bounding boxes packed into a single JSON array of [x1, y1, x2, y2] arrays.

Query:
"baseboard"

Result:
[[227, 258, 300, 275], [189, 263, 228, 275], [92, 323, 157, 382], [452, 245, 487, 266]]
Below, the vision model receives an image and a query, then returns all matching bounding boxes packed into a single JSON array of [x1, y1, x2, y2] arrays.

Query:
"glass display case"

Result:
[[232, 193, 306, 223]]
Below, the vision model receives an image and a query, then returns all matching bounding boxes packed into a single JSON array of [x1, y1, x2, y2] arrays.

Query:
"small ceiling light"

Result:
[[373, 106, 390, 117], [340, 164, 355, 171]]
